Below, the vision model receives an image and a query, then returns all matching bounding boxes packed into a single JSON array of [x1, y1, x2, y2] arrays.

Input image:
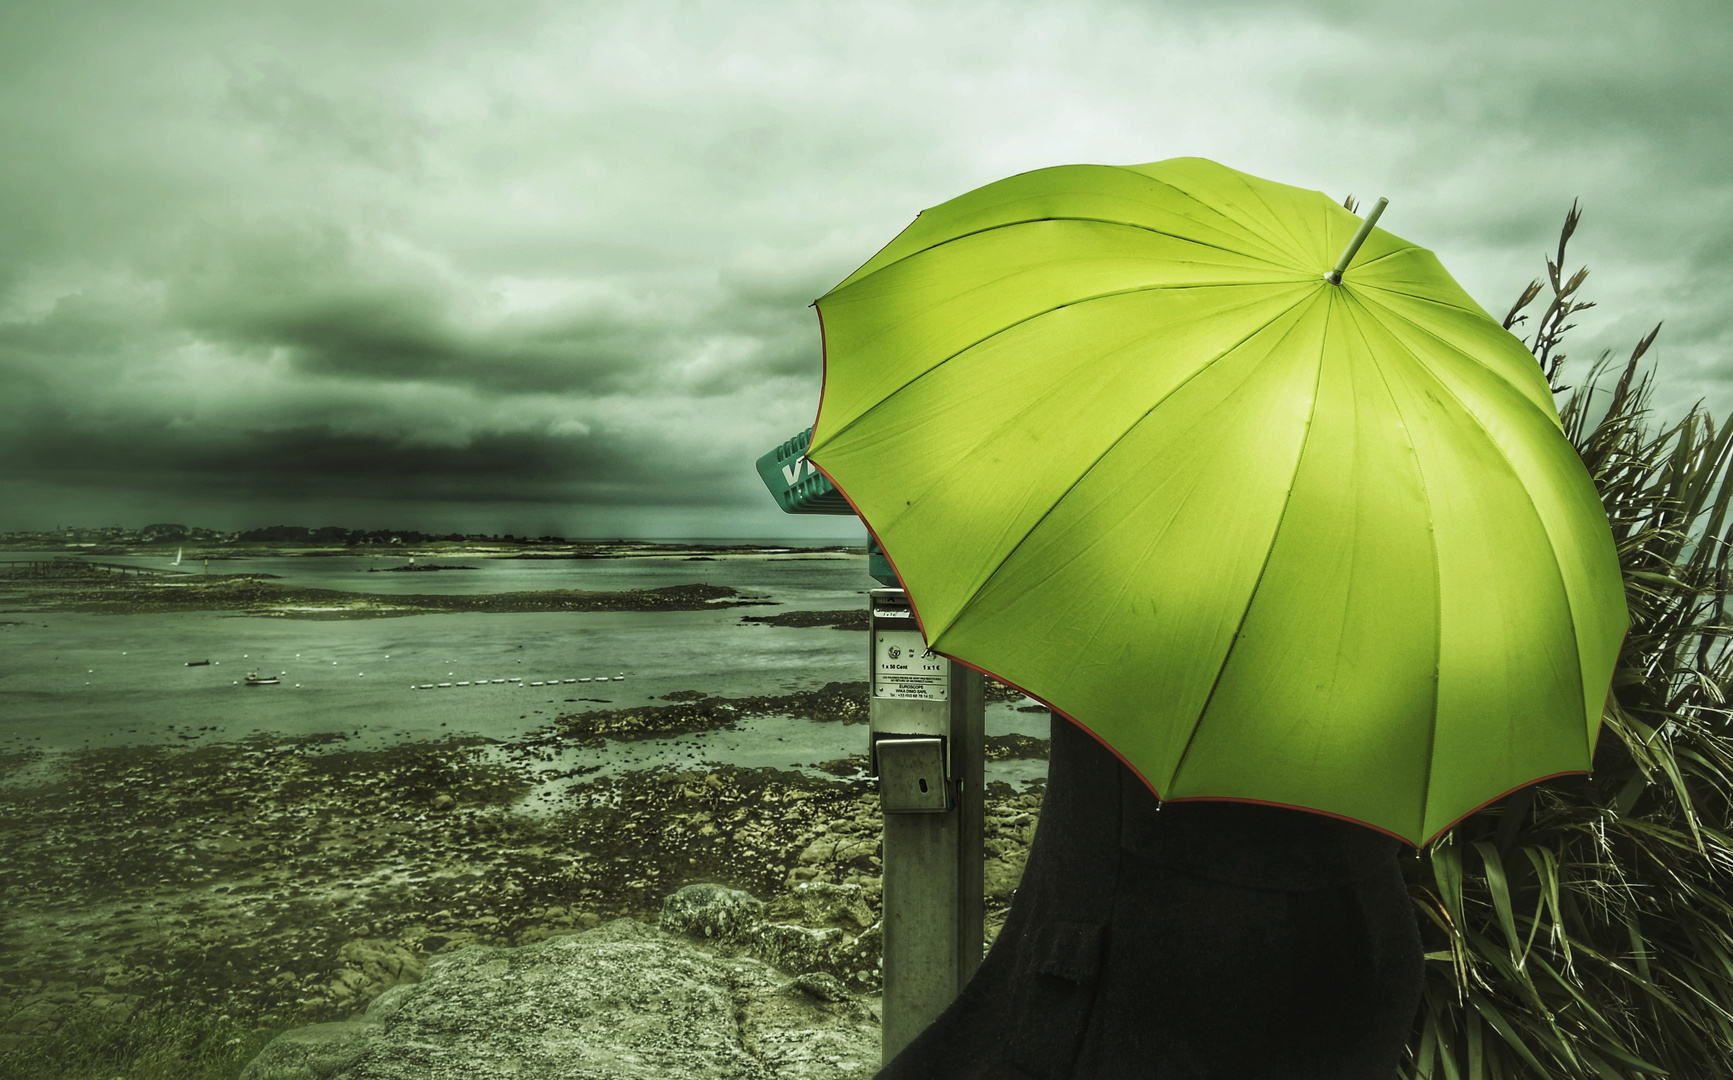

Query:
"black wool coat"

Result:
[[877, 714, 1425, 1080]]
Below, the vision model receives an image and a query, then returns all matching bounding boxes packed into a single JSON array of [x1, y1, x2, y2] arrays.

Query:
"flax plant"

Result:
[[1402, 209, 1733, 1079]]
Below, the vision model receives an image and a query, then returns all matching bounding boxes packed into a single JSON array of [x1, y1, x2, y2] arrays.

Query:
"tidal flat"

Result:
[[0, 544, 1051, 1059], [0, 697, 1048, 1048]]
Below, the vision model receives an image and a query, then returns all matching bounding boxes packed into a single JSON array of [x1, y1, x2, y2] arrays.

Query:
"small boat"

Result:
[[438, 682, 452, 688], [456, 681, 470, 686], [185, 659, 210, 667], [244, 672, 280, 686], [173, 547, 183, 566], [579, 677, 591, 682], [491, 679, 506, 684], [563, 678, 576, 684]]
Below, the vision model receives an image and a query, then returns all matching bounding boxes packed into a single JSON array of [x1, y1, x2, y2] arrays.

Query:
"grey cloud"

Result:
[[2, 0, 1730, 537]]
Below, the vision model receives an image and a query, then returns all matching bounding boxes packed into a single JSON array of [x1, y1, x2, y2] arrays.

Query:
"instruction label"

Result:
[[873, 630, 949, 701]]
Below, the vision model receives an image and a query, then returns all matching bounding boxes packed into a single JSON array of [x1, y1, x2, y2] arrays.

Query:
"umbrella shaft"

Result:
[[1327, 196, 1389, 284]]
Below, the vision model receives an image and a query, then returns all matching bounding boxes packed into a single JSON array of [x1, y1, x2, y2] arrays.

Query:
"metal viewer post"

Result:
[[869, 588, 985, 1064]]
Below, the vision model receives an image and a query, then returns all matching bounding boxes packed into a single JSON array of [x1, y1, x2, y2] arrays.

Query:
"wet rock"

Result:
[[767, 882, 875, 933], [659, 883, 881, 992], [240, 918, 878, 1080], [239, 1020, 375, 1080], [661, 883, 766, 942], [793, 972, 850, 1002], [748, 923, 848, 977], [329, 939, 425, 1007]]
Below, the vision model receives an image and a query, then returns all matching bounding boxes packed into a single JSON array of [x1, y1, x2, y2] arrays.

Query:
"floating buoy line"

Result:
[[410, 674, 628, 690]]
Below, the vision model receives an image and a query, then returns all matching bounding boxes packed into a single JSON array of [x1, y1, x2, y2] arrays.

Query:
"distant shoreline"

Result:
[[0, 563, 789, 619], [0, 538, 864, 562]]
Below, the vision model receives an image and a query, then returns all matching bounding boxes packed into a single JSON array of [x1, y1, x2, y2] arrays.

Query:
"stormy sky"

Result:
[[2, 1, 1729, 540]]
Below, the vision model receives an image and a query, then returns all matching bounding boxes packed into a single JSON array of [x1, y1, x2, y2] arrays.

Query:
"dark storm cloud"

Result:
[[0, 416, 729, 508], [162, 217, 670, 396], [1, 0, 1730, 535]]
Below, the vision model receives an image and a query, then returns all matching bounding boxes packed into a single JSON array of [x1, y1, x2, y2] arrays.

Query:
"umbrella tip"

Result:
[[1325, 196, 1390, 285]]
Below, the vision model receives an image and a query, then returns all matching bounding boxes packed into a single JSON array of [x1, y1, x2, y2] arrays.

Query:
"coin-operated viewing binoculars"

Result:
[[757, 428, 985, 1063]]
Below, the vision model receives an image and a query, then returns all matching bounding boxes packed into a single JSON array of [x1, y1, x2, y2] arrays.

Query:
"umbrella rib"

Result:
[[1351, 291, 1593, 764], [833, 215, 1306, 294], [1343, 299, 1444, 841], [1351, 286, 1571, 435], [1122, 167, 1325, 268], [1352, 276, 1503, 325], [821, 278, 1312, 451], [926, 290, 1319, 645], [1165, 299, 1332, 791]]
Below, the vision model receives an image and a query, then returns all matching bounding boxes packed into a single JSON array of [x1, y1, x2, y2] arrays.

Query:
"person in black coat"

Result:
[[877, 713, 1425, 1080]]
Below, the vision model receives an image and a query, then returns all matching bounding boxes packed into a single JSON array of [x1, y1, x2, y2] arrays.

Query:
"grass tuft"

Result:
[[1403, 207, 1733, 1079], [0, 1005, 286, 1080]]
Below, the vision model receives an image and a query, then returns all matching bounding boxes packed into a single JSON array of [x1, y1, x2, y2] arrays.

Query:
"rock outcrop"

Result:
[[241, 910, 880, 1080], [662, 882, 883, 991]]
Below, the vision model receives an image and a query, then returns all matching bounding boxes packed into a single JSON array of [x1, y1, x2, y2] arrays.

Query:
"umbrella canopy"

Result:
[[807, 157, 1628, 846]]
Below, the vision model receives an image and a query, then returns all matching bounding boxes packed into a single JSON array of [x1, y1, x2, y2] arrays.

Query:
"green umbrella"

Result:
[[807, 157, 1627, 846]]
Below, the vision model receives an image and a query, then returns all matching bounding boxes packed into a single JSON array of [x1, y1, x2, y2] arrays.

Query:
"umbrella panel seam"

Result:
[[817, 279, 1314, 455], [1349, 287, 1564, 433], [1343, 295, 1445, 844], [1346, 291, 1598, 767], [1166, 295, 1332, 796], [917, 291, 1326, 646], [825, 214, 1317, 306]]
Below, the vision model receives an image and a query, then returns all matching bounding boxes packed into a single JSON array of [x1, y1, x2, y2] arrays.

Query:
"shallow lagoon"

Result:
[[0, 550, 1051, 786]]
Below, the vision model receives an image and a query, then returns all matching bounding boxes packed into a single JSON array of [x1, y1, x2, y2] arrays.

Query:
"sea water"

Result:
[[0, 550, 1051, 787]]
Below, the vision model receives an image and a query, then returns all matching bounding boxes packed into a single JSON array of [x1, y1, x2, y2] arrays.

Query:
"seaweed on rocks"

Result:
[[552, 682, 872, 746], [739, 609, 869, 631], [0, 724, 1046, 1050]]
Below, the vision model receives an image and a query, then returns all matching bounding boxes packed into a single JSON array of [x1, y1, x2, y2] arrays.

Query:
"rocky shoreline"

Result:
[[0, 684, 1050, 1059]]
